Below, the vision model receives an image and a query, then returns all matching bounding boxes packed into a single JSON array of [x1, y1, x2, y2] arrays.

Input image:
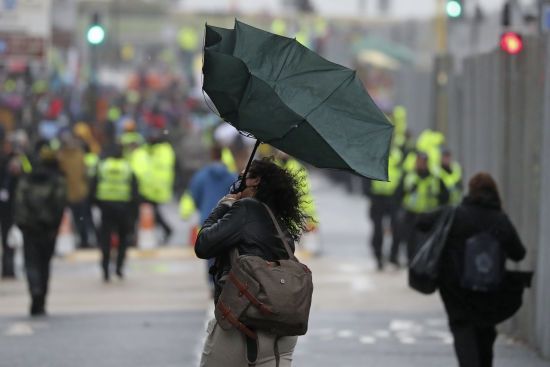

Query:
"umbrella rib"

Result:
[[274, 39, 297, 82], [272, 72, 355, 142], [303, 71, 355, 120]]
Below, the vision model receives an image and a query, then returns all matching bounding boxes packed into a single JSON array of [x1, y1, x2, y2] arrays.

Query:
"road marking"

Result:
[[359, 335, 376, 344], [337, 329, 354, 338], [373, 329, 390, 338], [399, 336, 416, 344], [389, 319, 415, 331], [5, 323, 34, 336]]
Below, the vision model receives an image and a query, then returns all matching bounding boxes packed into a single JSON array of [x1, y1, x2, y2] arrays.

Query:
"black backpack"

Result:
[[16, 174, 66, 230], [460, 230, 504, 292]]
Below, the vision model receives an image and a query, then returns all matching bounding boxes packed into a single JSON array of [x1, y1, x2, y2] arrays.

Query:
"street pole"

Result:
[[436, 0, 448, 54], [433, 0, 451, 136]]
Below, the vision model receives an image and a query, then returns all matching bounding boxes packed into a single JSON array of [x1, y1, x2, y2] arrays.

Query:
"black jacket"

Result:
[[195, 198, 295, 302], [14, 163, 67, 235], [418, 193, 527, 324]]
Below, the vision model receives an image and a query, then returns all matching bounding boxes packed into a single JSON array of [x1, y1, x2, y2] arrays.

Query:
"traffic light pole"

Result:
[[89, 44, 99, 123], [433, 0, 450, 135], [436, 0, 449, 53]]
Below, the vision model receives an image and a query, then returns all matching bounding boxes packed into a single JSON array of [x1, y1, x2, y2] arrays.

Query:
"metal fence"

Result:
[[441, 35, 550, 358]]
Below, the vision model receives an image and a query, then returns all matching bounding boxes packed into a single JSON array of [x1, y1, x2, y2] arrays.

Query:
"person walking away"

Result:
[[363, 147, 403, 269], [195, 159, 310, 366], [1, 131, 32, 278], [91, 145, 138, 281], [14, 146, 66, 316], [57, 131, 93, 249], [417, 173, 527, 367], [143, 131, 175, 243], [438, 149, 463, 206], [179, 145, 237, 296], [397, 153, 449, 263]]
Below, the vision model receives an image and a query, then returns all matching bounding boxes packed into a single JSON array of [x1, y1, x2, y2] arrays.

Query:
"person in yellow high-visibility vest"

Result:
[[396, 153, 449, 263], [91, 145, 138, 282], [363, 147, 403, 270], [142, 133, 175, 243]]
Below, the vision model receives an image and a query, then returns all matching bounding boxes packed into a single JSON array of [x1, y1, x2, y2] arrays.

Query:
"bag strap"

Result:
[[217, 301, 258, 340], [261, 202, 297, 261]]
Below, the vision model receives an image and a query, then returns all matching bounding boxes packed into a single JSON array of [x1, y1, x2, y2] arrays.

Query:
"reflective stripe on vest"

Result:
[[403, 172, 440, 213], [96, 158, 132, 202]]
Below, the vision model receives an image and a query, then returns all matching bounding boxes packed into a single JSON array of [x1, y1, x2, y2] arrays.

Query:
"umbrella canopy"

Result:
[[203, 20, 393, 180]]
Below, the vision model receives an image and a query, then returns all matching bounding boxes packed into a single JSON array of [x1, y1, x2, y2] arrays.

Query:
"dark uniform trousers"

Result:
[[369, 195, 400, 263], [99, 204, 132, 276], [23, 231, 57, 307]]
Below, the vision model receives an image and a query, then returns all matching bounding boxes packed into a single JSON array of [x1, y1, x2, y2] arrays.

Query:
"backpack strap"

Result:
[[261, 202, 297, 262]]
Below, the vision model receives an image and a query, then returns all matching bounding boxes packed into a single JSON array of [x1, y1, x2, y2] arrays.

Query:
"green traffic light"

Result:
[[87, 25, 105, 45], [446, 0, 462, 18]]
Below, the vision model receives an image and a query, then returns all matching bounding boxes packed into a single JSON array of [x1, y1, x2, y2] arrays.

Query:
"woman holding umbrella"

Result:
[[195, 158, 310, 367]]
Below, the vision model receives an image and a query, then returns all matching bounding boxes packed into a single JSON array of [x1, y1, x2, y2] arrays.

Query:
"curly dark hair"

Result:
[[247, 157, 311, 240]]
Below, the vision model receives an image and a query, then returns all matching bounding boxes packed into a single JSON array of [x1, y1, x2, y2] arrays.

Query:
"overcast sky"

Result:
[[180, 0, 538, 20]]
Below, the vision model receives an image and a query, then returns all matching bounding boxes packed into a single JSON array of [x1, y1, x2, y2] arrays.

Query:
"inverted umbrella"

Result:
[[203, 20, 393, 181]]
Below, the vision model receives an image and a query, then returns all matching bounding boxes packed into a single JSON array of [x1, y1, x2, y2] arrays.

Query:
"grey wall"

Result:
[[442, 35, 550, 358]]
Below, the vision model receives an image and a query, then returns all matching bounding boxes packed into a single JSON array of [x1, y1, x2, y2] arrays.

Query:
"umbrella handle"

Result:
[[237, 140, 261, 192]]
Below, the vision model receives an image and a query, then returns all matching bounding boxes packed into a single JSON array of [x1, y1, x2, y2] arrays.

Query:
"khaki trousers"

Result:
[[200, 319, 298, 367]]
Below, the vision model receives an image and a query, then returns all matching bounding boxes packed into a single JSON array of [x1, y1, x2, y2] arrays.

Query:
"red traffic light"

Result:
[[500, 32, 523, 55]]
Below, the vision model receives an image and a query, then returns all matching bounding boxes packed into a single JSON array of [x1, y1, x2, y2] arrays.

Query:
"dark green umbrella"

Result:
[[203, 20, 393, 181]]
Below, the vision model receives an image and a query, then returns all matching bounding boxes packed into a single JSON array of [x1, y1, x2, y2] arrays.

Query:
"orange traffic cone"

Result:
[[137, 203, 157, 249], [56, 209, 76, 255]]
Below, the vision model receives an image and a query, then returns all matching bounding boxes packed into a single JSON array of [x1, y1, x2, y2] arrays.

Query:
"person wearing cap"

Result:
[[396, 153, 449, 263], [14, 146, 66, 316]]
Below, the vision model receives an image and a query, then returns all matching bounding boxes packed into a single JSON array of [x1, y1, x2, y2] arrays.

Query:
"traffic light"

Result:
[[500, 32, 523, 55], [86, 13, 105, 45], [446, 0, 463, 19]]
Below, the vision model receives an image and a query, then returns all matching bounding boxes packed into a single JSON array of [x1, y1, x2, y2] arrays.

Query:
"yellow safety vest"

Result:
[[120, 132, 144, 146], [129, 146, 151, 197], [371, 148, 403, 196], [84, 152, 99, 178], [439, 162, 463, 205], [221, 147, 237, 173], [145, 142, 175, 203], [96, 158, 132, 202], [179, 191, 197, 220], [402, 172, 441, 214], [20, 155, 32, 174]]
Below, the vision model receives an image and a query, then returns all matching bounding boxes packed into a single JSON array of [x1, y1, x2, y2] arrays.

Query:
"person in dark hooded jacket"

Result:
[[14, 146, 67, 316], [417, 172, 526, 367]]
